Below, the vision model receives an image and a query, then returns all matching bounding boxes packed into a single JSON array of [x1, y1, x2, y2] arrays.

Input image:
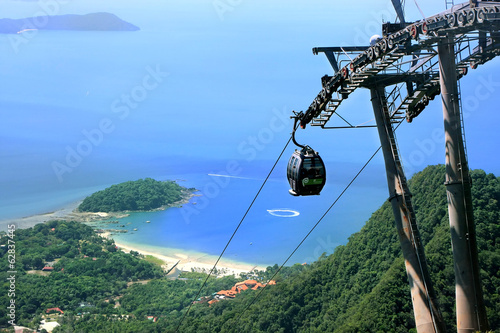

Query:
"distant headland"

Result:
[[0, 12, 139, 34], [77, 178, 196, 213]]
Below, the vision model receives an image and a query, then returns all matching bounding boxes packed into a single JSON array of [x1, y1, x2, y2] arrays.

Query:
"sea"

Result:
[[6, 1, 498, 268], [0, 151, 388, 266]]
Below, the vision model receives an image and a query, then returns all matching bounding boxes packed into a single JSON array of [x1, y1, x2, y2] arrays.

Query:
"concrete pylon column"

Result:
[[438, 35, 489, 333], [370, 86, 445, 333]]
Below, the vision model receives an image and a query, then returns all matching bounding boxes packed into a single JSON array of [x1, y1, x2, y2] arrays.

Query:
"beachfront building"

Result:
[[216, 289, 238, 299], [235, 279, 266, 290], [213, 279, 276, 301]]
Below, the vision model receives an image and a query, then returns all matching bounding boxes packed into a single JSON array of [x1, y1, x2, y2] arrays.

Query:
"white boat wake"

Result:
[[267, 209, 300, 218], [208, 173, 252, 180]]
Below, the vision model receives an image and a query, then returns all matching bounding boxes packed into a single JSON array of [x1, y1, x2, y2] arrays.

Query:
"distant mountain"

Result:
[[0, 12, 139, 34]]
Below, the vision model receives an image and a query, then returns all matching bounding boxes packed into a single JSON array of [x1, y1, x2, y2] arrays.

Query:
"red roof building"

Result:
[[215, 279, 272, 300], [217, 290, 237, 298], [46, 307, 64, 314], [235, 284, 249, 292]]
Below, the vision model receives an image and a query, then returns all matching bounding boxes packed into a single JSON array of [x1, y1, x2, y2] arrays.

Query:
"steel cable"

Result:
[[174, 134, 294, 332], [234, 144, 382, 326]]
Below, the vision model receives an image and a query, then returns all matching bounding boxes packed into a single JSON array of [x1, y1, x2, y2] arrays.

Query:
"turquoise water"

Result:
[[85, 165, 387, 266]]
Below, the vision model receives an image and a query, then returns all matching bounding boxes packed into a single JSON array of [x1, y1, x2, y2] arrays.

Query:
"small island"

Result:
[[0, 12, 139, 34], [78, 178, 195, 213]]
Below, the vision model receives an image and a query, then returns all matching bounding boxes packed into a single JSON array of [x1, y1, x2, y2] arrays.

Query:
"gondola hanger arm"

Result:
[[291, 111, 306, 149]]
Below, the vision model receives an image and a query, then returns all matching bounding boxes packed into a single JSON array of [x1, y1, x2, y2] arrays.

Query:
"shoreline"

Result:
[[0, 189, 196, 229], [104, 233, 265, 277], [1, 193, 266, 277], [0, 200, 84, 230]]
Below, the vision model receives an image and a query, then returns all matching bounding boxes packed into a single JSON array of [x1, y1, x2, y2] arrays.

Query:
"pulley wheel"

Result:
[[421, 22, 428, 35], [466, 9, 476, 25], [457, 10, 467, 26], [341, 67, 349, 79], [447, 12, 457, 27], [410, 25, 418, 39], [476, 8, 486, 24], [379, 39, 387, 53], [367, 47, 374, 60], [387, 36, 394, 49]]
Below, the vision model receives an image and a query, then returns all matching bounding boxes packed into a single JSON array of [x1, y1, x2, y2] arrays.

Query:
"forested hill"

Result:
[[78, 178, 192, 212], [170, 165, 499, 332]]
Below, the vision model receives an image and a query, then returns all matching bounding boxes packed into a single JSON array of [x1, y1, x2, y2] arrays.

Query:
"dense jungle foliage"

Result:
[[1, 165, 498, 332], [0, 220, 241, 331]]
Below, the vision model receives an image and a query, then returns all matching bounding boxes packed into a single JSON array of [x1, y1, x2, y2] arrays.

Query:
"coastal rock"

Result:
[[0, 12, 139, 34]]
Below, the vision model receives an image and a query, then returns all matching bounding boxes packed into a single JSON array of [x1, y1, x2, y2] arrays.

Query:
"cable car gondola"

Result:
[[287, 146, 326, 196], [287, 112, 326, 196]]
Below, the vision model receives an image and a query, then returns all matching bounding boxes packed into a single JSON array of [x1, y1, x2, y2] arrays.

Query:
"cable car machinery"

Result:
[[289, 1, 500, 332]]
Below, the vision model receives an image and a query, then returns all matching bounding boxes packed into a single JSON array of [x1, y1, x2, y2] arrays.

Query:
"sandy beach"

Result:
[[0, 200, 86, 230], [0, 202, 125, 232], [1, 189, 195, 230], [103, 232, 265, 277]]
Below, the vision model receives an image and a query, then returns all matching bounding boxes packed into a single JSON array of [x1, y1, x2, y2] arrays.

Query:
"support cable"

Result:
[[334, 112, 355, 127], [413, 0, 426, 20], [235, 144, 383, 325], [174, 134, 294, 332]]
